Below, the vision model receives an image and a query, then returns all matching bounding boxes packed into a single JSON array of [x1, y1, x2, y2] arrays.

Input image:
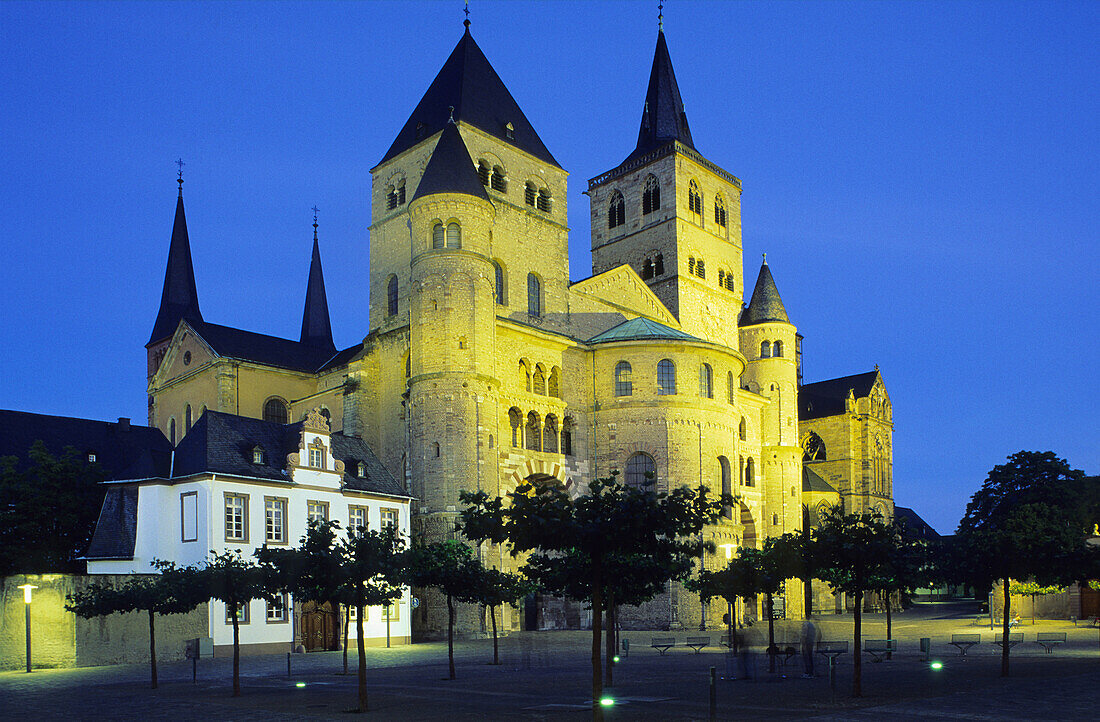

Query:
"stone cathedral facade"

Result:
[[144, 23, 895, 636]]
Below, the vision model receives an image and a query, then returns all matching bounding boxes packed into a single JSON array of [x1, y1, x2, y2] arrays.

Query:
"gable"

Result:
[[569, 265, 679, 327], [153, 320, 217, 387]]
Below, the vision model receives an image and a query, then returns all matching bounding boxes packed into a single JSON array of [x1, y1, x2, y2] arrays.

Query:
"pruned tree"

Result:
[[867, 519, 933, 659], [742, 535, 803, 672], [954, 451, 1088, 677], [461, 474, 724, 719], [339, 523, 407, 712], [201, 550, 269, 697], [66, 561, 205, 688], [405, 540, 483, 680], [467, 565, 533, 666]]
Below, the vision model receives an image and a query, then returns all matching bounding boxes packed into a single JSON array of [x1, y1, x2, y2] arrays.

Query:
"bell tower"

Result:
[[588, 29, 744, 347]]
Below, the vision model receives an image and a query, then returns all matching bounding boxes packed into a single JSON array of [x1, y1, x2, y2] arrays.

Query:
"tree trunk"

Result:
[[884, 591, 893, 660], [728, 598, 737, 654], [356, 602, 368, 711], [1001, 579, 1011, 677], [591, 555, 604, 720], [447, 593, 456, 680], [343, 604, 350, 675], [231, 604, 241, 697], [766, 593, 776, 673], [148, 609, 158, 689], [853, 589, 862, 697], [604, 591, 615, 688], [490, 604, 499, 665]]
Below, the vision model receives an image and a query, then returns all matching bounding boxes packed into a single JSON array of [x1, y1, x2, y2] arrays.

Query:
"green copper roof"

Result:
[[588, 317, 698, 344], [802, 466, 837, 494]]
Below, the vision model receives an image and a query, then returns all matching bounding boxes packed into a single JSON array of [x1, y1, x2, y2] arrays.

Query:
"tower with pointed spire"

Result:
[[300, 211, 336, 354], [587, 27, 744, 348]]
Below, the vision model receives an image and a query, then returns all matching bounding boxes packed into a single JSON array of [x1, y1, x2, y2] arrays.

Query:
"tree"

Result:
[[687, 550, 758, 660], [810, 508, 897, 697], [256, 519, 354, 672], [0, 442, 105, 575], [868, 519, 933, 660], [954, 451, 1088, 677], [461, 474, 724, 718], [467, 565, 532, 666], [201, 550, 269, 697], [742, 535, 803, 673], [339, 524, 407, 712], [66, 561, 205, 688], [1008, 581, 1064, 624], [405, 540, 483, 680]]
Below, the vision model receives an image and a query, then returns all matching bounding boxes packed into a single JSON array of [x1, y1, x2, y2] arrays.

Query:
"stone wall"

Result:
[[1, 574, 207, 670]]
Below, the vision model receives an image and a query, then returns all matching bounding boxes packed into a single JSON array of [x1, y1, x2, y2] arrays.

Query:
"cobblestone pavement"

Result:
[[2, 601, 1099, 720]]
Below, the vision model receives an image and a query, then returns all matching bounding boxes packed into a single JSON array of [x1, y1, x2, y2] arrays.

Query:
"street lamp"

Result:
[[17, 584, 37, 673]]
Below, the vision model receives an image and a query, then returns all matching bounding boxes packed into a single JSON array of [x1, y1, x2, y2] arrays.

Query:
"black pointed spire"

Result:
[[300, 210, 336, 352], [412, 122, 490, 202], [627, 29, 695, 163], [379, 27, 559, 168], [149, 177, 203, 344], [739, 257, 791, 326]]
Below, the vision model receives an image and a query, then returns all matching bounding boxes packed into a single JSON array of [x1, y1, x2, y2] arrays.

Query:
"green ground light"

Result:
[[930, 661, 944, 670], [295, 682, 307, 688], [600, 697, 615, 707]]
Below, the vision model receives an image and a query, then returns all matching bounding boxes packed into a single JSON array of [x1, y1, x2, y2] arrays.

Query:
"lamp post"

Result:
[[17, 584, 37, 673]]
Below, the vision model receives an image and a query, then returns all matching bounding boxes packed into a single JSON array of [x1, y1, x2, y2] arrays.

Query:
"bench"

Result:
[[864, 639, 897, 662], [950, 633, 981, 656], [994, 633, 1023, 650], [719, 633, 734, 649], [816, 640, 848, 662], [1036, 632, 1066, 654], [651, 637, 676, 655], [685, 636, 711, 654]]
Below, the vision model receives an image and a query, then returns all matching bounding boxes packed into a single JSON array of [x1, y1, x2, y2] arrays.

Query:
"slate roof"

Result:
[[799, 370, 880, 420], [188, 319, 355, 373], [379, 26, 559, 168], [411, 122, 490, 202], [626, 30, 695, 164], [84, 487, 139, 560], [802, 466, 838, 494], [894, 506, 941, 540], [300, 233, 336, 353], [588, 316, 699, 344], [0, 409, 172, 479], [739, 261, 790, 326], [149, 190, 203, 344], [174, 411, 408, 498]]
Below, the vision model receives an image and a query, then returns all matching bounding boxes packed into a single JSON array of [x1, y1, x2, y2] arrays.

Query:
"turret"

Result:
[[299, 214, 336, 354]]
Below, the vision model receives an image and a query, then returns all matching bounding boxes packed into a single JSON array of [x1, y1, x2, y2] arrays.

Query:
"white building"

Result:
[[85, 407, 413, 654]]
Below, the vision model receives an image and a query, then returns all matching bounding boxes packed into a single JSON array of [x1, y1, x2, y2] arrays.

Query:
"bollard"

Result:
[[287, 651, 291, 677], [709, 666, 717, 720], [192, 656, 197, 684], [828, 656, 837, 704], [919, 637, 931, 662], [622, 638, 629, 658]]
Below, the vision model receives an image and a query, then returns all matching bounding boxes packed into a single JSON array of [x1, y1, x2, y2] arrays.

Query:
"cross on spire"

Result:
[[658, 1, 664, 31], [175, 158, 185, 195], [464, 0, 470, 28], [311, 205, 319, 241]]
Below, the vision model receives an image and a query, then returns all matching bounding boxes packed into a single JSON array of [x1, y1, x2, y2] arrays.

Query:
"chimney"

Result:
[[117, 417, 131, 431]]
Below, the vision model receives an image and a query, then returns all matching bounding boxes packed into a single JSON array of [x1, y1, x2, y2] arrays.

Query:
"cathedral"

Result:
[[145, 21, 894, 635]]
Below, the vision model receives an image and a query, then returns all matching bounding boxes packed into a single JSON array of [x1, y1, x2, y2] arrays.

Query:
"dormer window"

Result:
[[87, 452, 96, 463], [307, 441, 326, 469], [252, 447, 265, 464], [504, 122, 515, 140], [415, 122, 426, 140], [357, 462, 366, 477]]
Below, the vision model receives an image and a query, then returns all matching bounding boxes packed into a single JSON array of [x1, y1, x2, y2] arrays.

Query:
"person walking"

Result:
[[800, 617, 821, 678]]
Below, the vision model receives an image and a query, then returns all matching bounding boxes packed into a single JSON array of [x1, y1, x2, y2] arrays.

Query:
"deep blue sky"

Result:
[[1, 1, 1096, 534]]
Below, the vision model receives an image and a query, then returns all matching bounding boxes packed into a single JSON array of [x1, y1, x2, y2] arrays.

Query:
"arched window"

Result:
[[524, 181, 536, 206], [446, 222, 461, 249], [395, 179, 406, 206], [688, 257, 695, 275], [477, 160, 490, 186], [718, 456, 732, 519], [533, 366, 546, 395], [543, 415, 559, 453], [608, 191, 625, 229], [527, 274, 541, 317], [695, 258, 705, 279], [561, 417, 574, 456], [699, 363, 713, 398], [252, 446, 265, 464], [387, 275, 398, 316], [642, 259, 653, 279], [493, 261, 505, 304], [548, 367, 560, 398], [725, 273, 734, 292], [642, 175, 660, 214], [803, 431, 826, 461], [714, 194, 728, 227], [739, 417, 746, 440], [264, 398, 289, 424], [654, 253, 664, 275], [491, 166, 506, 192], [614, 361, 633, 396], [434, 442, 441, 458], [537, 189, 551, 213], [185, 404, 192, 432], [773, 340, 783, 357], [728, 371, 735, 404], [169, 417, 176, 445], [760, 340, 771, 358], [520, 360, 531, 392], [745, 457, 756, 487], [625, 452, 656, 490], [509, 407, 522, 446], [386, 184, 397, 210], [657, 359, 676, 395], [432, 222, 445, 249], [688, 179, 703, 217], [525, 412, 541, 451]]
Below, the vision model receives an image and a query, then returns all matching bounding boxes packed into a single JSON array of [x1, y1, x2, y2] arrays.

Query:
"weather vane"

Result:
[[658, 2, 664, 31], [175, 158, 185, 194], [312, 205, 320, 240], [464, 1, 470, 28]]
